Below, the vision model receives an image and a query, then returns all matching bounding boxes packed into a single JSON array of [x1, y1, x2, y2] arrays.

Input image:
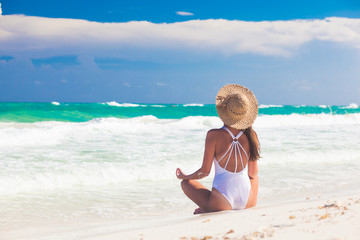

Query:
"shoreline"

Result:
[[3, 191, 360, 240]]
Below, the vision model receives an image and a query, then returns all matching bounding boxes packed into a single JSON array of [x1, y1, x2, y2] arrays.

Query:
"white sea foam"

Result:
[[104, 101, 143, 107], [150, 104, 166, 107], [255, 113, 360, 128], [0, 159, 184, 195], [0, 121, 71, 147], [340, 103, 358, 109], [318, 105, 328, 108], [1, 114, 360, 148], [51, 101, 60, 105], [294, 105, 306, 108], [183, 103, 204, 107], [259, 104, 283, 108]]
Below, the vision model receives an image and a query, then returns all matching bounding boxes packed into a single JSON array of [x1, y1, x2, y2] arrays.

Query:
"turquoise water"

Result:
[[0, 102, 359, 122]]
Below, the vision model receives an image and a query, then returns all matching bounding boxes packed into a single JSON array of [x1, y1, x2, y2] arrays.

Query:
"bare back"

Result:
[[211, 127, 251, 173]]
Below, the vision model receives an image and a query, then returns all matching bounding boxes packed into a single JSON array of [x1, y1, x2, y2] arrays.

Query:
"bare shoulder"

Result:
[[206, 128, 225, 141], [207, 128, 225, 136]]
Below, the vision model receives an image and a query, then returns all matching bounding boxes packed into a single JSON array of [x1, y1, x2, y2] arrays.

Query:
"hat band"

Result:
[[228, 107, 246, 117]]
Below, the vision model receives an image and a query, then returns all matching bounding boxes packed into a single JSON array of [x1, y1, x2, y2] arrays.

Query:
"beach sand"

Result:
[[2, 192, 360, 240], [80, 192, 360, 240]]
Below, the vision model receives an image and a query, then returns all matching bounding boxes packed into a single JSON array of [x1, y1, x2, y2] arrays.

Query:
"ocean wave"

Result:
[[1, 113, 359, 196], [1, 114, 360, 148], [2, 103, 360, 124], [254, 113, 360, 128], [183, 103, 204, 107], [0, 121, 73, 147], [1, 119, 359, 196], [259, 104, 283, 108], [104, 101, 144, 107], [150, 104, 166, 107], [0, 160, 191, 195], [340, 103, 359, 109]]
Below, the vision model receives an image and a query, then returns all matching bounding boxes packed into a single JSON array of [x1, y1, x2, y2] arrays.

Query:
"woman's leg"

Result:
[[180, 180, 211, 210], [181, 180, 232, 213]]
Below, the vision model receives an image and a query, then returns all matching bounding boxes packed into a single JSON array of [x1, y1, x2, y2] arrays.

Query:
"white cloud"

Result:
[[176, 11, 194, 16], [0, 3, 2, 15], [0, 15, 360, 58]]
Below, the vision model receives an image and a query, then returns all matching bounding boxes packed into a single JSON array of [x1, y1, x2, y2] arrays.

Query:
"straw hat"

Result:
[[216, 84, 258, 130]]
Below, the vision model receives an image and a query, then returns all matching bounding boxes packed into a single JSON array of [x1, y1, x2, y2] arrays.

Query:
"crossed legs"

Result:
[[180, 180, 232, 214], [181, 176, 259, 213]]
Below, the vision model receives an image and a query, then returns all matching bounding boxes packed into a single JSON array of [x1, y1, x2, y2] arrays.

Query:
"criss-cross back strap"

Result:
[[222, 126, 243, 140], [217, 127, 248, 172]]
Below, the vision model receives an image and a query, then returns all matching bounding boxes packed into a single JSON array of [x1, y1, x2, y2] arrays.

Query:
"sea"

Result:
[[1, 102, 360, 237]]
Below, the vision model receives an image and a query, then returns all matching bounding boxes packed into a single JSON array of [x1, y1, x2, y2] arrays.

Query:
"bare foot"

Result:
[[193, 207, 207, 215]]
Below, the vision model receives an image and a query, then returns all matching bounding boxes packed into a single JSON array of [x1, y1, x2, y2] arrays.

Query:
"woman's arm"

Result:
[[176, 130, 216, 180], [247, 160, 258, 179]]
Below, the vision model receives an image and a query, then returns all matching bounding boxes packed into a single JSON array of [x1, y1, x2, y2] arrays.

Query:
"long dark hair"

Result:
[[243, 126, 260, 161]]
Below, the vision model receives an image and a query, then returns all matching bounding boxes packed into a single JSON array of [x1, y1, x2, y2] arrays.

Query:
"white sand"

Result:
[[84, 192, 360, 240], [2, 192, 360, 240]]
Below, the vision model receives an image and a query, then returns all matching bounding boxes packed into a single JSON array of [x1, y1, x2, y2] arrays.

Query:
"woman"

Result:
[[176, 84, 260, 214]]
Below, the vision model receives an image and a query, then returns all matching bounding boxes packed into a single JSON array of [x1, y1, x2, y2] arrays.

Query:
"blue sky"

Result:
[[0, 0, 360, 104]]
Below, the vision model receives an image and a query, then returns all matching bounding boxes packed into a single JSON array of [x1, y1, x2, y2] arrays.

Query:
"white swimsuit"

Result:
[[212, 127, 251, 210]]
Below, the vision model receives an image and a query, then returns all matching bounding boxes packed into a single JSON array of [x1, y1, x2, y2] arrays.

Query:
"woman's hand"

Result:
[[176, 168, 187, 180]]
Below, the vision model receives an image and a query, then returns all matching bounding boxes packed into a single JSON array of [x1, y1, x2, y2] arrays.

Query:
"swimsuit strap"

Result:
[[222, 126, 243, 140], [218, 127, 248, 172]]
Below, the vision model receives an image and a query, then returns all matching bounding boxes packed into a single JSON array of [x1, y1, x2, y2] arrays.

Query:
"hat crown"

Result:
[[226, 94, 249, 117]]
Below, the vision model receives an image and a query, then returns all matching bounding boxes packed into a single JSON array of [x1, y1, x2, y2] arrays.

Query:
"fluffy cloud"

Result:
[[0, 15, 360, 58], [176, 11, 194, 16], [0, 3, 2, 16]]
